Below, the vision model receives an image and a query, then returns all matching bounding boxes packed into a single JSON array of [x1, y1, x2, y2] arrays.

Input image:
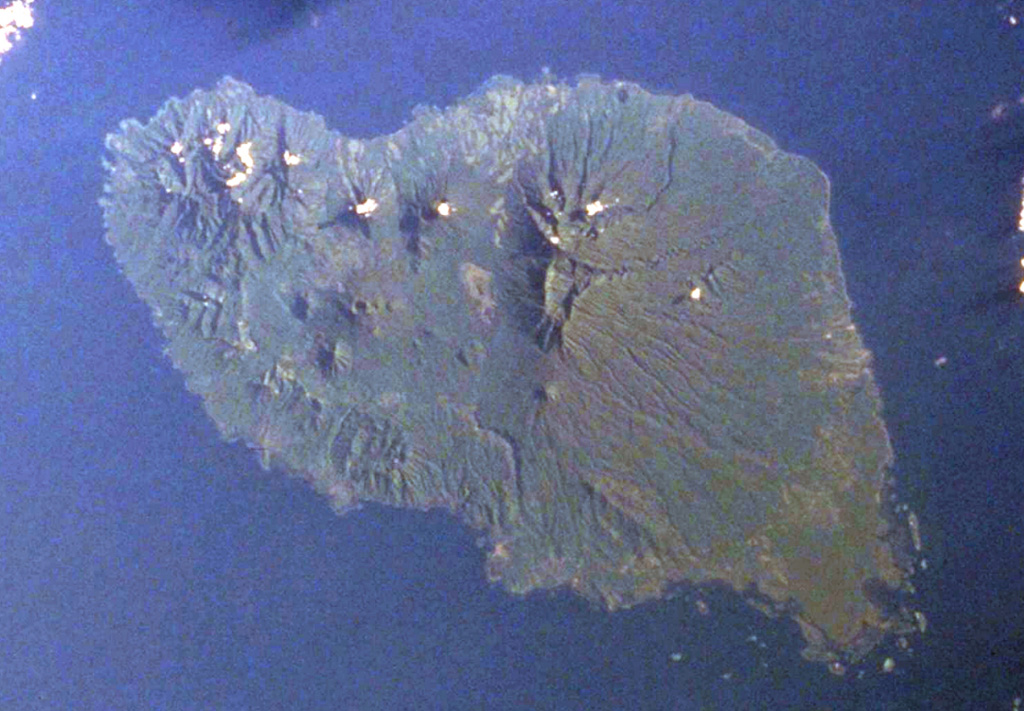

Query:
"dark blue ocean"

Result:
[[2, 0, 1023, 708]]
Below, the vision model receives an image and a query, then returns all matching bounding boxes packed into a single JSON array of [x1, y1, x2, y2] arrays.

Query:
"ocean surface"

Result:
[[1, 0, 1023, 708]]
